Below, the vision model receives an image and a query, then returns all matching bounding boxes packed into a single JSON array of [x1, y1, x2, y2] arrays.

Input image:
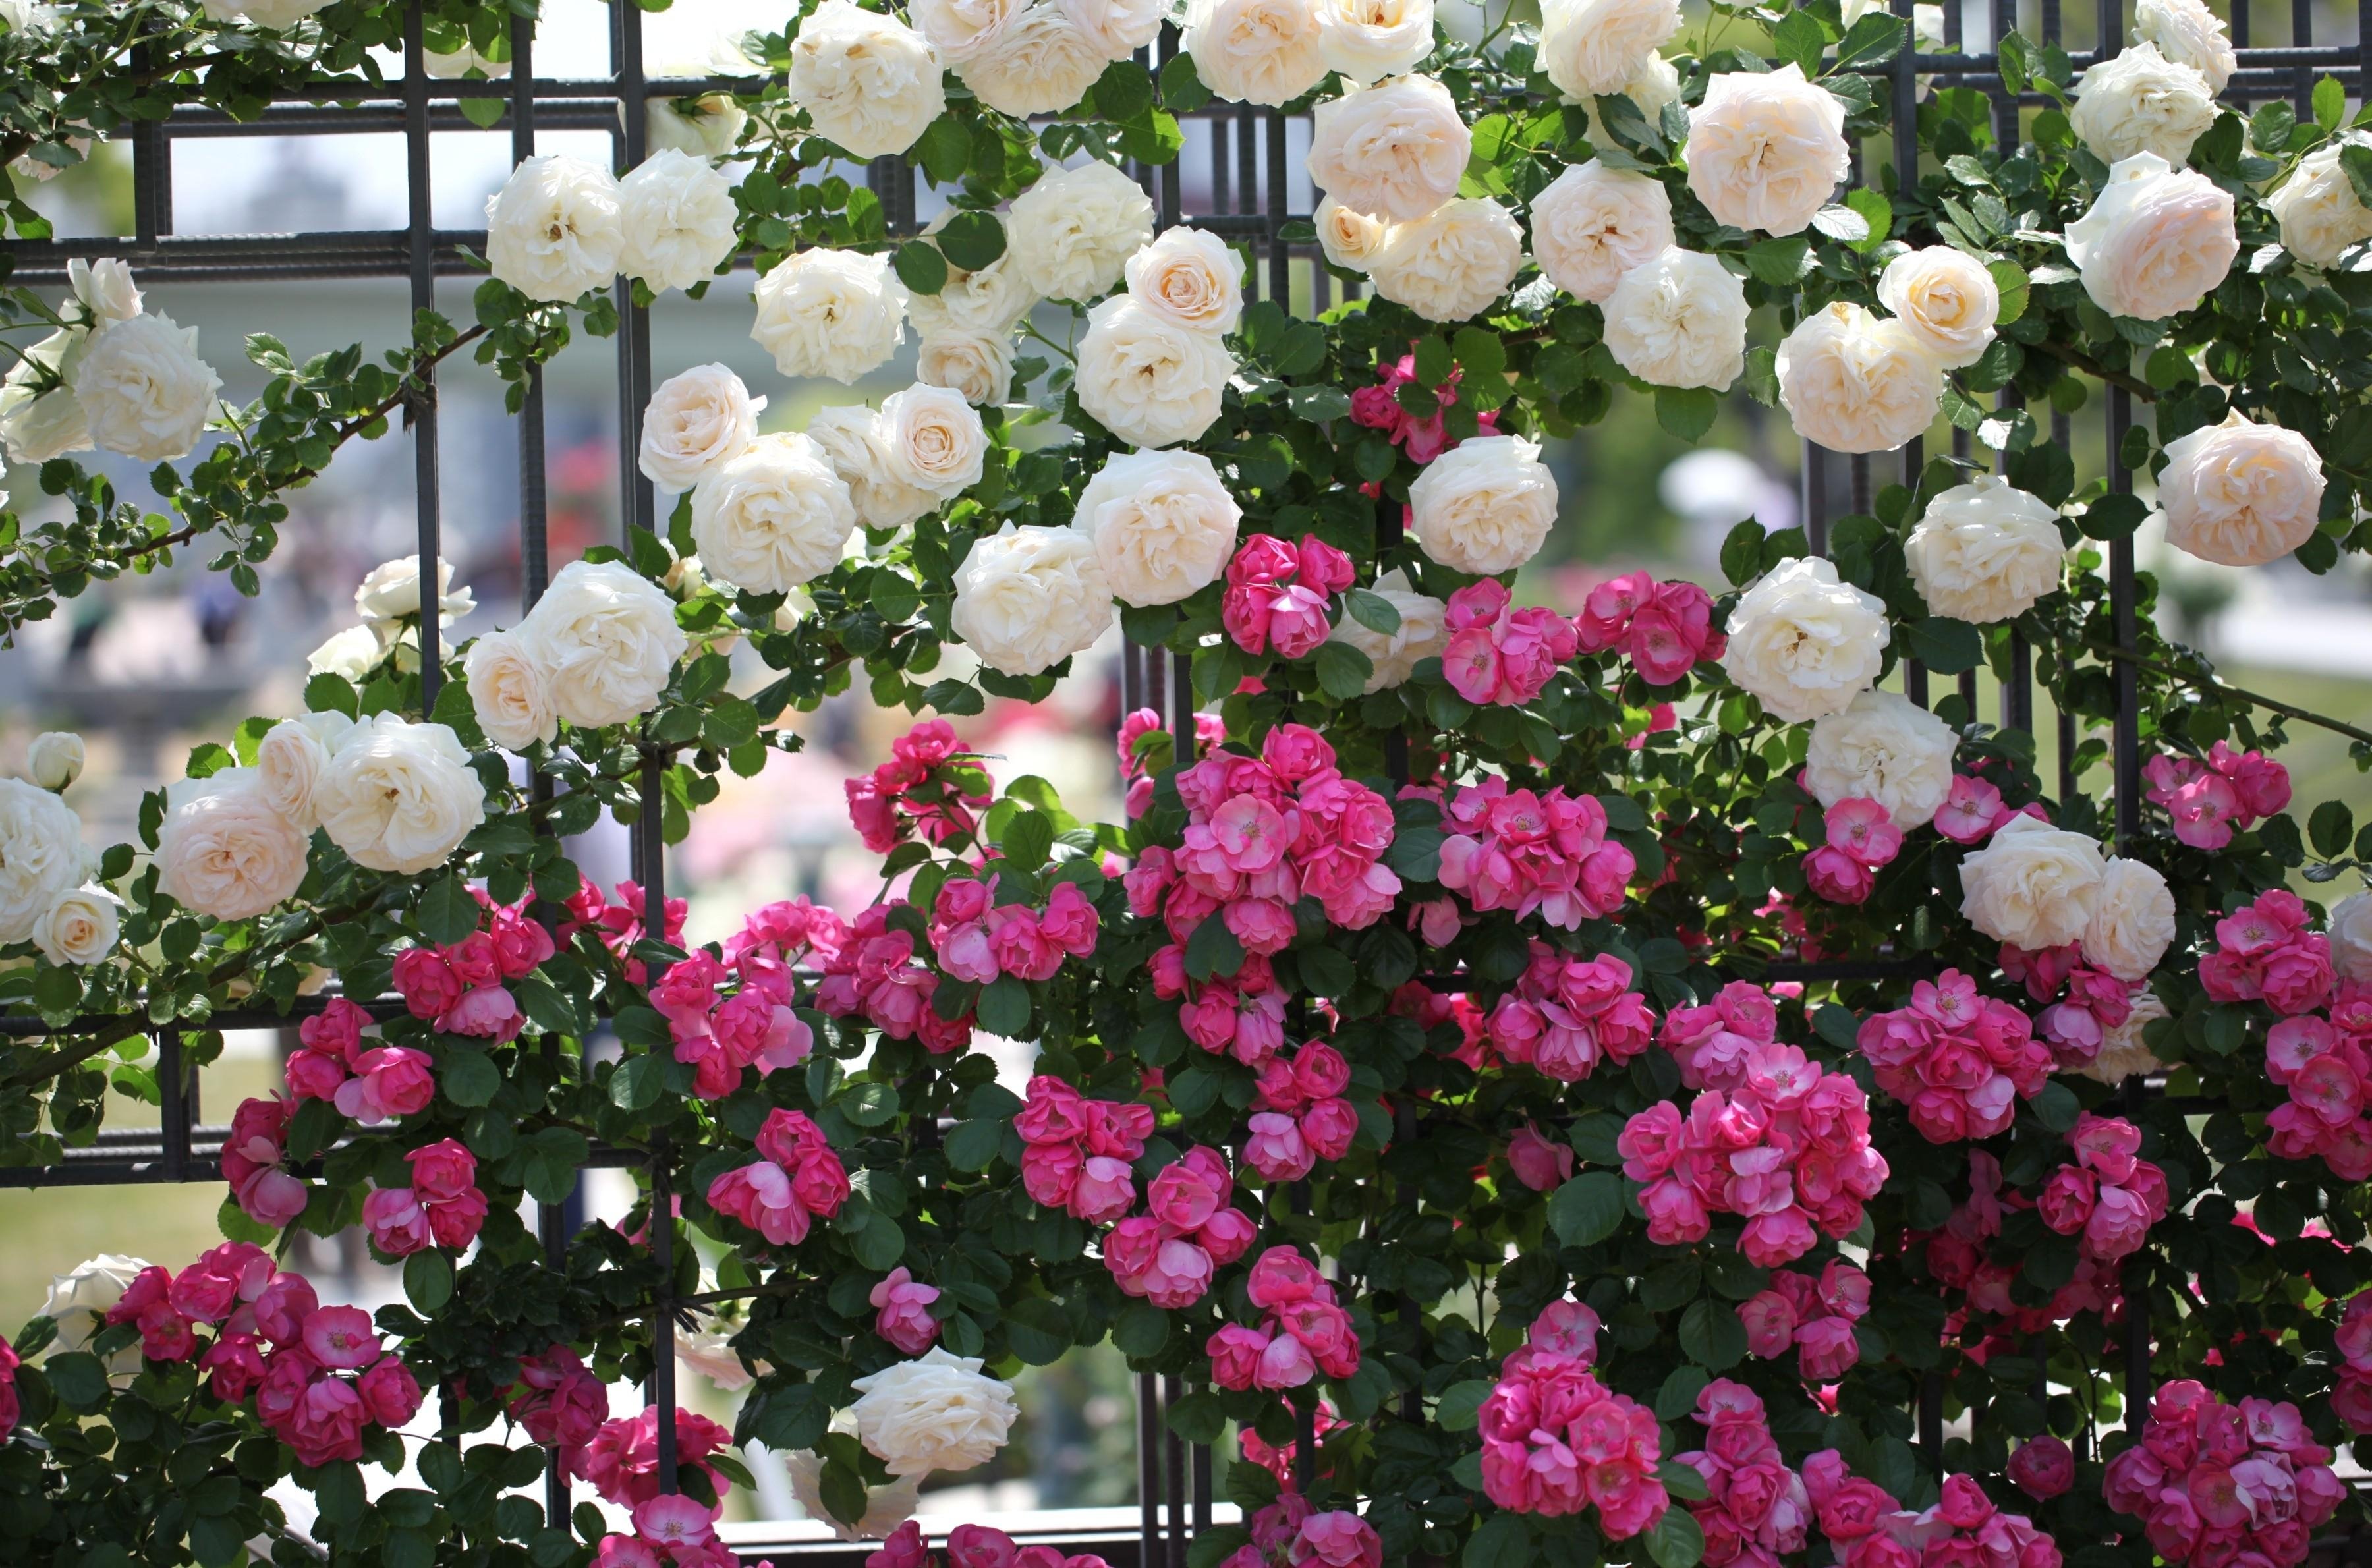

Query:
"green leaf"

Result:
[[1313, 639, 1374, 700], [1297, 943, 1358, 997], [893, 240, 948, 296], [611, 1053, 667, 1112], [946, 1117, 1005, 1172], [1003, 1296, 1073, 1364], [2077, 491, 2149, 541], [916, 117, 971, 185], [2316, 74, 2346, 130], [1647, 1503, 1707, 1568], [1771, 7, 1828, 74], [1658, 1459, 1713, 1503], [1113, 1300, 1170, 1357], [938, 210, 1007, 272], [1452, 325, 1507, 384], [1745, 236, 1811, 285], [1844, 187, 1893, 252], [2033, 1080, 2081, 1132], [1465, 1515, 1531, 1568], [1908, 616, 1983, 674], [439, 1049, 499, 1109], [1655, 387, 1718, 441], [1435, 1378, 1494, 1432], [2312, 800, 2355, 859], [1183, 912, 1245, 982], [416, 874, 481, 946], [976, 976, 1032, 1037], [1547, 1171, 1625, 1247], [1345, 588, 1403, 634], [2342, 144, 2372, 212], [45, 1349, 108, 1411], [403, 1250, 454, 1312], [1160, 49, 1212, 113], [2249, 101, 2297, 154], [305, 672, 360, 718], [1000, 808, 1055, 870], [1831, 10, 1907, 72], [1166, 1390, 1227, 1442], [1678, 1299, 1748, 1370]]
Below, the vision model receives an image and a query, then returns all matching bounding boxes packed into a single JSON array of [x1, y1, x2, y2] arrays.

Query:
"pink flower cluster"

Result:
[[2201, 891, 2335, 1017], [1349, 352, 1500, 465], [1117, 708, 1223, 820], [1104, 1145, 1255, 1308], [1476, 1301, 1668, 1534], [285, 995, 436, 1126], [2103, 1381, 2343, 1568], [1661, 982, 1782, 1091], [2327, 1290, 2372, 1433], [1925, 1151, 2123, 1333], [2003, 944, 2138, 1070], [871, 1266, 943, 1354], [505, 1343, 611, 1459], [1671, 1381, 1811, 1568], [705, 1109, 851, 1246], [1808, 1461, 2060, 1568], [1737, 1261, 1871, 1382], [1223, 534, 1356, 659], [1217, 1498, 1385, 1568], [1484, 944, 1656, 1082], [564, 876, 687, 986], [0, 1337, 16, 1436], [1439, 779, 1635, 931], [1856, 970, 2052, 1143], [651, 942, 820, 1100], [1204, 1246, 1361, 1391], [594, 1500, 735, 1568], [1803, 799, 1901, 907], [362, 1136, 488, 1256], [1618, 1043, 1887, 1265], [1156, 949, 1287, 1067], [1244, 1042, 1359, 1181], [1442, 581, 1580, 708], [2261, 984, 2372, 1178], [2145, 743, 2292, 851], [1017, 1074, 1156, 1222], [1237, 1400, 1348, 1487], [221, 1094, 309, 1229], [2036, 1114, 2168, 1263], [390, 896, 555, 1044], [846, 719, 990, 856], [1574, 571, 1726, 687], [817, 901, 974, 1053], [575, 1407, 737, 1567], [930, 875, 1100, 986], [864, 1519, 1114, 1568]]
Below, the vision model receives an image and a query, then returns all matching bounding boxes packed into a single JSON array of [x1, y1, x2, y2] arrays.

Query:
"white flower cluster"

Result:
[[485, 148, 738, 302], [464, 559, 690, 750], [1077, 227, 1241, 449], [1958, 816, 2175, 982], [0, 731, 114, 968], [0, 258, 221, 468]]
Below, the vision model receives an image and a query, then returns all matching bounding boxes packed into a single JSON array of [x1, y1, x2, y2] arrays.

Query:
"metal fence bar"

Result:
[[403, 1, 443, 713]]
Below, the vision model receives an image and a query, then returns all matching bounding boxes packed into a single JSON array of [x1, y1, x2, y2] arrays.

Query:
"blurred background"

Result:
[[5, 0, 2372, 1543]]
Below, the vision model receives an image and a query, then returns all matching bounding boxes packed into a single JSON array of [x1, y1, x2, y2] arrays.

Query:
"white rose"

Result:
[[2157, 410, 2327, 569], [616, 148, 739, 293], [519, 559, 689, 728], [1904, 476, 2066, 623], [1685, 65, 1850, 237], [256, 710, 354, 830], [2135, 0, 2236, 94], [1875, 246, 1999, 368], [1056, 0, 1167, 58], [914, 0, 1023, 60], [0, 1, 59, 34], [72, 314, 219, 462], [1776, 302, 1941, 455], [1367, 196, 1525, 323], [2331, 892, 2372, 983], [2081, 987, 2170, 1084], [1314, 196, 1393, 272], [2064, 150, 2236, 321], [950, 523, 1116, 677], [648, 92, 748, 160], [1307, 74, 1469, 223], [909, 224, 1035, 339], [2269, 139, 2372, 267], [2083, 858, 2177, 982], [0, 777, 82, 943], [308, 624, 387, 682], [1406, 434, 1558, 576], [465, 629, 559, 752], [1956, 814, 2108, 952], [1529, 161, 1674, 305], [1601, 245, 1749, 391], [752, 248, 910, 385], [484, 155, 623, 304], [355, 554, 474, 625], [785, 1413, 926, 1540], [1077, 448, 1243, 607], [422, 42, 509, 78], [1183, 0, 1328, 107], [691, 433, 860, 594], [42, 1254, 154, 1372], [879, 384, 989, 499], [1803, 690, 1957, 830], [1722, 555, 1890, 723], [27, 730, 83, 792], [1007, 161, 1156, 301], [918, 331, 1017, 407], [215, 0, 329, 26], [1579, 53, 1682, 148], [639, 363, 766, 492], [808, 406, 941, 530], [849, 1348, 1023, 1478], [1326, 567, 1446, 691], [1314, 0, 1432, 84], [0, 329, 93, 463], [68, 258, 142, 325], [1124, 225, 1246, 333], [314, 714, 486, 876], [791, 0, 946, 157], [1539, 0, 1679, 99], [154, 768, 308, 922], [1075, 295, 1235, 449], [958, 3, 1110, 117], [2070, 43, 2219, 167], [34, 883, 119, 966]]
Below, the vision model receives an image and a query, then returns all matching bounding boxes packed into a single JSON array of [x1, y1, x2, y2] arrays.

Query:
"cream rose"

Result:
[[1367, 197, 1525, 323], [0, 777, 83, 943], [616, 149, 739, 293], [918, 331, 1017, 407], [691, 433, 861, 594], [27, 730, 83, 792], [314, 714, 486, 876], [2135, 0, 2236, 94], [2082, 988, 2170, 1084], [1314, 0, 1432, 84], [1007, 161, 1156, 301], [308, 625, 387, 682], [1539, 0, 1680, 99], [648, 91, 748, 160], [1903, 476, 2067, 623], [256, 710, 355, 829], [638, 364, 766, 492], [1722, 556, 1890, 724], [1076, 449, 1243, 607], [1875, 246, 2000, 368], [1776, 302, 1941, 455], [484, 155, 623, 303], [2157, 410, 2327, 568], [1057, 0, 1167, 57], [1407, 434, 1558, 576], [2083, 858, 2177, 982], [1075, 295, 1235, 449], [43, 1254, 154, 1375], [2269, 139, 2372, 267], [1957, 815, 2108, 952], [154, 768, 308, 922], [785, 1448, 925, 1541], [2064, 150, 2236, 321], [1685, 65, 1850, 237], [2332, 892, 2372, 984], [1307, 74, 1469, 224], [789, 0, 947, 158], [464, 629, 559, 752], [849, 1348, 1023, 1478], [752, 248, 910, 385], [210, 0, 331, 25], [808, 405, 941, 531], [72, 314, 220, 462], [34, 883, 119, 966], [520, 559, 689, 728], [2070, 43, 2219, 167], [1314, 197, 1393, 272], [879, 384, 990, 500], [950, 524, 1116, 677], [913, 0, 1023, 60], [1326, 567, 1447, 691], [1803, 690, 1957, 830], [0, 330, 93, 463], [355, 554, 474, 625], [909, 227, 1034, 340], [1124, 226, 1245, 333], [959, 3, 1110, 117], [1601, 246, 1750, 391], [1529, 161, 1674, 305], [1183, 0, 1328, 107], [69, 258, 142, 325]]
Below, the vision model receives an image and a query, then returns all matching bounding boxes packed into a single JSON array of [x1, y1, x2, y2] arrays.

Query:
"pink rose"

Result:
[[1290, 1511, 1382, 1568], [358, 1354, 425, 1427], [1245, 1112, 1316, 1181], [407, 1138, 478, 1204], [1208, 1323, 1272, 1389], [1803, 844, 1874, 905], [1299, 1098, 1359, 1162], [870, 1267, 942, 1355], [363, 1187, 434, 1256], [302, 1305, 380, 1370], [1793, 1314, 1860, 1381], [1246, 1246, 1327, 1308], [2008, 1436, 2074, 1499], [1737, 1291, 1798, 1359], [1507, 1124, 1575, 1191], [393, 947, 462, 1021]]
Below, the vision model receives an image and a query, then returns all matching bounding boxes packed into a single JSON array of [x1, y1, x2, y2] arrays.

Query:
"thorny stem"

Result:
[[2027, 337, 2159, 401], [2089, 642, 2372, 749]]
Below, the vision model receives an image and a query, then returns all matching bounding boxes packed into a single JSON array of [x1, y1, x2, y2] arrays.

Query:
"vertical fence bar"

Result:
[[1138, 1372, 1162, 1566], [1158, 28, 1183, 231], [157, 1032, 187, 1181], [613, 0, 655, 547], [403, 2, 443, 712], [1266, 110, 1290, 306], [514, 20, 548, 610], [1162, 1374, 1188, 1568], [130, 28, 170, 253], [1801, 443, 1828, 556], [650, 1138, 678, 1491]]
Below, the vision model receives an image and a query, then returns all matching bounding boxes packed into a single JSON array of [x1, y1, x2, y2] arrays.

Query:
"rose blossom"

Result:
[[1077, 448, 1242, 607], [1903, 476, 2066, 623], [1407, 434, 1558, 575], [2157, 410, 2327, 569], [1776, 302, 1942, 455], [1538, 0, 1680, 98], [1875, 246, 2000, 368], [2070, 42, 2218, 166], [312, 714, 486, 876], [957, 5, 1110, 117], [1530, 161, 1675, 304], [154, 768, 307, 922], [917, 331, 1016, 407], [516, 559, 687, 729], [1722, 556, 1889, 723], [2082, 857, 2176, 982], [638, 364, 764, 492], [951, 523, 1115, 677], [1183, 0, 1328, 106], [1601, 245, 1751, 391], [1314, 196, 1393, 271], [689, 432, 859, 595], [1324, 568, 1446, 692], [2269, 138, 2372, 266], [878, 383, 989, 501], [72, 313, 221, 462], [483, 155, 622, 302], [1125, 225, 1245, 333], [1005, 161, 1155, 301], [1075, 295, 1234, 449], [1685, 64, 1850, 236], [752, 247, 909, 385], [1367, 197, 1525, 323], [807, 405, 940, 532], [1958, 815, 2108, 951], [1313, 0, 1432, 84], [34, 882, 120, 966], [615, 149, 737, 294], [2135, 0, 2235, 90], [849, 1348, 1021, 1478], [1307, 74, 1469, 223], [2064, 150, 2237, 321], [788, 0, 946, 157]]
